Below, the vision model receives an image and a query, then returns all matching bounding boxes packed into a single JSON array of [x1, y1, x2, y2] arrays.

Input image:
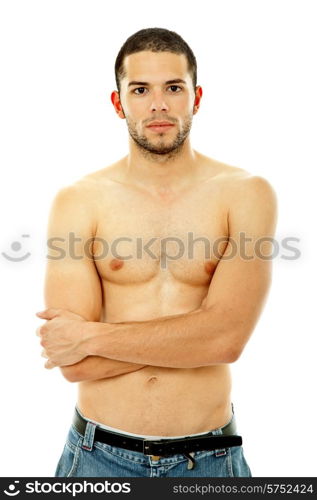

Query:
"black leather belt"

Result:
[[73, 407, 242, 457]]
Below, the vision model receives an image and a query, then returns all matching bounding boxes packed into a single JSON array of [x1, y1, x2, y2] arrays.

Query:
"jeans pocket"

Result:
[[229, 446, 252, 477], [54, 439, 82, 477], [200, 448, 235, 477]]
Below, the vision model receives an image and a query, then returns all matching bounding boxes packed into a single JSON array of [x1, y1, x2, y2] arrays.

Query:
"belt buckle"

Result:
[[143, 439, 154, 456], [143, 439, 165, 456]]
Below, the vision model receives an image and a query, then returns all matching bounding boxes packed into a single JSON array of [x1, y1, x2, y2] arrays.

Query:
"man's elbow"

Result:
[[224, 347, 242, 364], [198, 346, 241, 367], [205, 340, 244, 365], [223, 326, 252, 364], [223, 337, 249, 363], [60, 365, 81, 383]]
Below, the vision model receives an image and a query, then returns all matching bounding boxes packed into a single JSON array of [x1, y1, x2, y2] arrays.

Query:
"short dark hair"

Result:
[[114, 27, 197, 94]]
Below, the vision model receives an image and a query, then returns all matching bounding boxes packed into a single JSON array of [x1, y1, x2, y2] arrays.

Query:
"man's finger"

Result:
[[45, 359, 56, 369], [36, 308, 61, 320]]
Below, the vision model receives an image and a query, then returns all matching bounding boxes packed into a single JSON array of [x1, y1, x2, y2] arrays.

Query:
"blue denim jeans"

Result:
[[54, 407, 252, 477]]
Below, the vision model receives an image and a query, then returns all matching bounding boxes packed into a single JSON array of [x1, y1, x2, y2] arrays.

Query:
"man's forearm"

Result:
[[61, 355, 148, 382], [83, 305, 237, 369]]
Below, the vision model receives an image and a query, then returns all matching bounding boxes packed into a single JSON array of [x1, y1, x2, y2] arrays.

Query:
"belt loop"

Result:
[[212, 421, 227, 457], [81, 421, 97, 451]]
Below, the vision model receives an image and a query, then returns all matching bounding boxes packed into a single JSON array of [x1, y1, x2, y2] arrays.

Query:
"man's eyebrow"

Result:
[[127, 78, 187, 87]]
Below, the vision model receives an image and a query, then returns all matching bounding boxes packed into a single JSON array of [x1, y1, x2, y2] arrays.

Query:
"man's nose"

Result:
[[150, 91, 169, 112]]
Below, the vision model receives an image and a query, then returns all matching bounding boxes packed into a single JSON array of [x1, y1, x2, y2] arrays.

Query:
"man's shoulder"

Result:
[[80, 158, 126, 185], [201, 154, 276, 197], [225, 170, 277, 205], [217, 167, 278, 230], [198, 153, 249, 182], [54, 159, 126, 204], [199, 155, 277, 223]]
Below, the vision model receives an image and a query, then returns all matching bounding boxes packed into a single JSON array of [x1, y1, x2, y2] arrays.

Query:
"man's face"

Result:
[[117, 51, 199, 156]]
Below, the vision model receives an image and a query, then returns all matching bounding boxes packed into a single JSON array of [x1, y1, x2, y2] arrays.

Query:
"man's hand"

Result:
[[35, 308, 89, 369]]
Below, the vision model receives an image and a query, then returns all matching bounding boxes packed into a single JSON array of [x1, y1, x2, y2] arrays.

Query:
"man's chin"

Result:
[[130, 130, 185, 156], [143, 137, 183, 154], [144, 145, 180, 155]]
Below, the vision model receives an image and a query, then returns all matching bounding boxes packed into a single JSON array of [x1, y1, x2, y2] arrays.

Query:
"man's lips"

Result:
[[147, 122, 175, 132]]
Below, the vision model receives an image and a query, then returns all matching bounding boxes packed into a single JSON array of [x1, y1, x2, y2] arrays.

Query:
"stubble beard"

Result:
[[125, 113, 193, 162]]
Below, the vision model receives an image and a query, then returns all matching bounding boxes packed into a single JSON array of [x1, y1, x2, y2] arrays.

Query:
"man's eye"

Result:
[[133, 87, 147, 95], [168, 85, 182, 92], [132, 85, 182, 95]]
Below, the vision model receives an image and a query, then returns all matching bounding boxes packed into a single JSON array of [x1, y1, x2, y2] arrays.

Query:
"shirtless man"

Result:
[[36, 27, 277, 477]]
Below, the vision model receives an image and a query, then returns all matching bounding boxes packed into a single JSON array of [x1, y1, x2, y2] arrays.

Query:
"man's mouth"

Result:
[[147, 123, 175, 132]]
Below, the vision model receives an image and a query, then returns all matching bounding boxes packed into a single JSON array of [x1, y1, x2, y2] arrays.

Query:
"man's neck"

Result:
[[123, 139, 201, 192]]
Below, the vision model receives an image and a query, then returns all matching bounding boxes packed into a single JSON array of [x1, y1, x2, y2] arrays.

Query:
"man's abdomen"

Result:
[[77, 364, 232, 436]]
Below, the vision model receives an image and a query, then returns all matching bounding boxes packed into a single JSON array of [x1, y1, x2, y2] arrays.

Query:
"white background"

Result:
[[0, 0, 316, 477]]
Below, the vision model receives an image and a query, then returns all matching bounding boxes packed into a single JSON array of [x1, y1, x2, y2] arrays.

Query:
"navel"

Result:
[[110, 258, 124, 271]]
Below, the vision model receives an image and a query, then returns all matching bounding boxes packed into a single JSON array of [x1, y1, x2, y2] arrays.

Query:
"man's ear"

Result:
[[111, 90, 125, 119], [193, 85, 203, 114]]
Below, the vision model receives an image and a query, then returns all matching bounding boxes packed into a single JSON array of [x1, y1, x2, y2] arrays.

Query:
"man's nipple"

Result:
[[110, 258, 124, 271], [204, 260, 214, 275]]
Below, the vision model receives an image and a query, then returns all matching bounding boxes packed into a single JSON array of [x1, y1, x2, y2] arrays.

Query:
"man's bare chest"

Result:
[[92, 181, 229, 287]]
